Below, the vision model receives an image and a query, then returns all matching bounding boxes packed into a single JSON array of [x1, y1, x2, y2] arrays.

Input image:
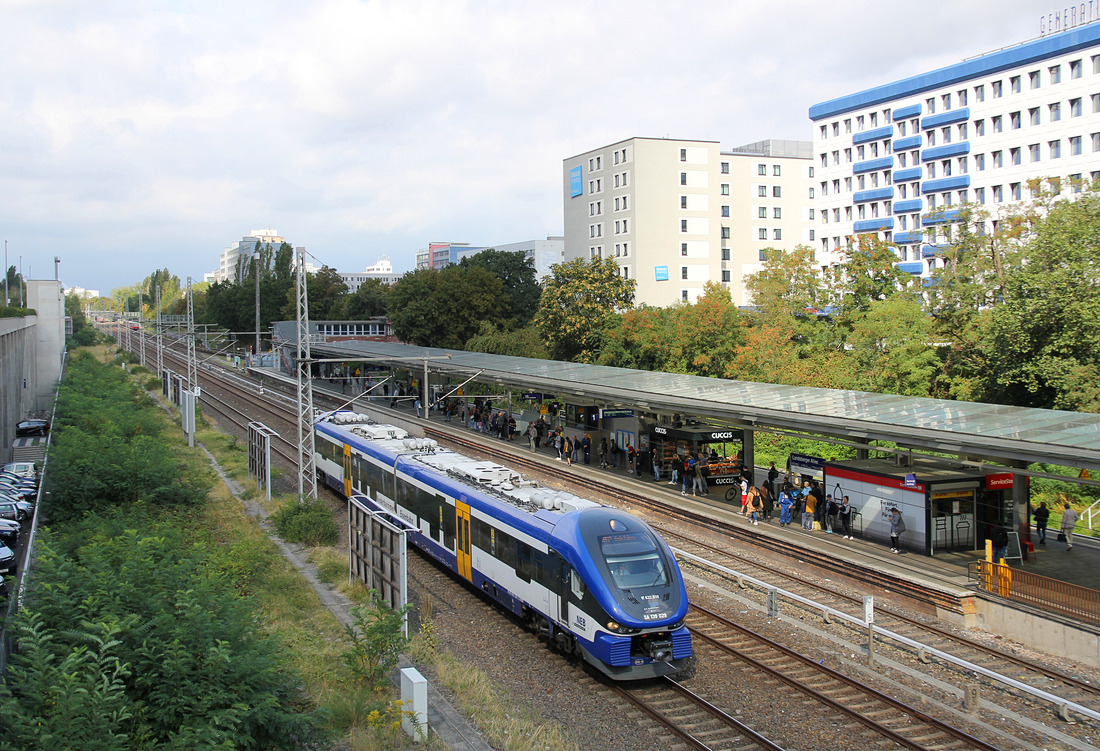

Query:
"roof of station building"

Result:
[[305, 339, 1100, 471]]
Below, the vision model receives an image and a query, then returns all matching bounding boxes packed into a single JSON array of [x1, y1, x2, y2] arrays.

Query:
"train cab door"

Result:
[[342, 444, 353, 497], [456, 500, 472, 581]]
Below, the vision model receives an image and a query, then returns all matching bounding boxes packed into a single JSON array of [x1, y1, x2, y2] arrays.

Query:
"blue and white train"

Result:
[[314, 411, 693, 680]]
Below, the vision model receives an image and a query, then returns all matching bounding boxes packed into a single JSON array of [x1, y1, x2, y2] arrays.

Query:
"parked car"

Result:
[[0, 481, 35, 501], [0, 471, 36, 487], [0, 500, 30, 522], [0, 541, 17, 576], [15, 419, 49, 437], [0, 518, 19, 545], [2, 462, 38, 480]]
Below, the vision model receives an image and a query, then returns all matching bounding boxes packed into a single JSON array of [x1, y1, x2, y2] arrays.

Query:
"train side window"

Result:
[[570, 569, 585, 600], [430, 495, 442, 540], [442, 500, 455, 549], [516, 543, 532, 582]]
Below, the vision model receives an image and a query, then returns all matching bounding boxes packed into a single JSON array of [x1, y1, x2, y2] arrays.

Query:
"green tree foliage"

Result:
[[833, 234, 912, 320], [270, 496, 339, 545], [342, 592, 413, 690], [744, 245, 823, 323], [464, 321, 549, 358], [282, 265, 349, 321], [0, 519, 325, 750], [44, 352, 211, 522], [205, 242, 296, 340], [534, 257, 636, 362], [65, 291, 96, 346], [388, 266, 506, 348], [3, 265, 26, 307], [600, 283, 742, 376], [457, 248, 540, 327], [979, 189, 1100, 410], [847, 296, 938, 396], [330, 278, 391, 320]]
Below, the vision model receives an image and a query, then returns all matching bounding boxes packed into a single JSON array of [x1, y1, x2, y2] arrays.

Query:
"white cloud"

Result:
[[0, 0, 1049, 293]]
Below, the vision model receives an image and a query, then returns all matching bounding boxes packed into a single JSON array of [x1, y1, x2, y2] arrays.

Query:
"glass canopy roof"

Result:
[[309, 340, 1100, 470]]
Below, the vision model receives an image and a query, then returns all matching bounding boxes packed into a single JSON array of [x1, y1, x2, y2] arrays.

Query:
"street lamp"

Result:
[[253, 252, 261, 357]]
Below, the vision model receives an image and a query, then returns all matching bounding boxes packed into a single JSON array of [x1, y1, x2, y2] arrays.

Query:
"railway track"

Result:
[[117, 335, 1100, 748], [662, 527, 1100, 720]]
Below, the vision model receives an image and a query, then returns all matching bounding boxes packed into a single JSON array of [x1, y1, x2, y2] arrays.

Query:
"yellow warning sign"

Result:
[[1080, 468, 1091, 479]]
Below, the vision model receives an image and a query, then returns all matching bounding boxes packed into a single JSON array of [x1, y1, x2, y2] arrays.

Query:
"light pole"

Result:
[[253, 252, 261, 357]]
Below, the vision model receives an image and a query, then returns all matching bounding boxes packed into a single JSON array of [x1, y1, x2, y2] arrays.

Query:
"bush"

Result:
[[271, 497, 339, 546]]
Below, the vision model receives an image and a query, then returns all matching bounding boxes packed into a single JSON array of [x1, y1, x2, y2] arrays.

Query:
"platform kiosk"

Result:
[[822, 459, 1023, 556], [649, 425, 746, 489]]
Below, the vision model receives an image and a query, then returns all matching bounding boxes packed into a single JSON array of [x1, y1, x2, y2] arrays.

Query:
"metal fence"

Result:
[[969, 560, 1100, 628]]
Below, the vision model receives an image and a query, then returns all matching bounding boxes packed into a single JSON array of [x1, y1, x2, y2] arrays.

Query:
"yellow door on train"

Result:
[[456, 500, 472, 581], [343, 444, 353, 497]]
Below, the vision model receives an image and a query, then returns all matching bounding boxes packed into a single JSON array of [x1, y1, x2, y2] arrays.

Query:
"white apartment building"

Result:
[[213, 229, 286, 283], [339, 258, 403, 293], [455, 237, 565, 281], [562, 137, 812, 308], [809, 21, 1100, 279]]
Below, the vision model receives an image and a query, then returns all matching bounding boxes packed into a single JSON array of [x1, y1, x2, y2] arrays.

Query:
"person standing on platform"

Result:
[[627, 444, 636, 474], [767, 462, 779, 497], [778, 486, 794, 526], [652, 447, 662, 482], [535, 417, 546, 450], [582, 434, 592, 465], [889, 507, 906, 552], [527, 423, 537, 451], [990, 524, 1009, 563], [761, 484, 774, 521], [838, 496, 855, 539], [1033, 501, 1050, 545], [669, 454, 680, 487], [554, 431, 563, 460], [740, 474, 750, 515], [802, 489, 818, 531], [824, 495, 837, 533], [598, 437, 608, 468], [1061, 501, 1079, 550], [564, 435, 573, 466], [683, 454, 695, 496]]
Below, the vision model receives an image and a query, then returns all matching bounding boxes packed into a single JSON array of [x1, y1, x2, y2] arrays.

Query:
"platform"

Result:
[[249, 365, 1100, 624]]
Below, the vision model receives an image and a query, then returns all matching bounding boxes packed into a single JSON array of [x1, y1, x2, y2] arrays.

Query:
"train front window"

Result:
[[607, 552, 667, 589]]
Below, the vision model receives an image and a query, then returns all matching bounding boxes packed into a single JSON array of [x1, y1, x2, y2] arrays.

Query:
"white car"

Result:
[[2, 462, 38, 480]]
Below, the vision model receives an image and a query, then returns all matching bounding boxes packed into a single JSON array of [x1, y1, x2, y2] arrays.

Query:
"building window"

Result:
[[758, 228, 767, 240], [1010, 147, 1021, 165], [1030, 143, 1041, 162], [833, 121, 840, 136], [925, 98, 935, 114], [1093, 93, 1100, 113], [1072, 98, 1083, 117], [721, 205, 730, 217], [941, 127, 951, 143], [758, 206, 766, 218], [681, 243, 688, 256], [681, 290, 689, 301], [1070, 135, 1082, 155], [975, 119, 985, 136], [857, 114, 865, 129], [820, 153, 827, 167], [993, 185, 1003, 202], [870, 112, 878, 126], [680, 148, 687, 162], [809, 230, 816, 241], [758, 163, 767, 175], [958, 89, 968, 106], [809, 187, 815, 198], [721, 270, 731, 282], [721, 183, 730, 195], [1011, 75, 1021, 93], [898, 153, 907, 167], [681, 219, 688, 232], [680, 172, 687, 185], [681, 267, 688, 280], [1010, 112, 1021, 129], [975, 153, 985, 170], [773, 229, 782, 240], [898, 121, 906, 136], [809, 208, 815, 219], [1071, 59, 1083, 79], [721, 228, 730, 240], [681, 195, 687, 209], [942, 92, 951, 110], [1030, 70, 1041, 89], [976, 187, 985, 204], [992, 80, 1003, 98], [927, 131, 936, 146], [773, 207, 782, 219], [1049, 140, 1061, 159], [772, 186, 782, 197], [992, 115, 1002, 133], [844, 118, 852, 133], [721, 162, 729, 174], [773, 165, 782, 176], [927, 163, 936, 178], [808, 166, 814, 177], [1030, 107, 1041, 126], [758, 185, 767, 197], [1011, 183, 1022, 200], [993, 150, 1003, 167], [1050, 65, 1061, 84]]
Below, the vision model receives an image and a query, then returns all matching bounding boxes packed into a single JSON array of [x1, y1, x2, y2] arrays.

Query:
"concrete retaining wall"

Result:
[[974, 595, 1100, 669], [0, 317, 37, 462]]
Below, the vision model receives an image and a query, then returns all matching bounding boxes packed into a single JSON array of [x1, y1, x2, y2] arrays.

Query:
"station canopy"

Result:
[[306, 340, 1100, 472]]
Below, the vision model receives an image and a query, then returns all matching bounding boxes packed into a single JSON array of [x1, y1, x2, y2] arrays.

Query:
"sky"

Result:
[[0, 0, 1055, 297]]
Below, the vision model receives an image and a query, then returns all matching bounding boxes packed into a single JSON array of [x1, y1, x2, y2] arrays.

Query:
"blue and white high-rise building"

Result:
[[809, 21, 1100, 279]]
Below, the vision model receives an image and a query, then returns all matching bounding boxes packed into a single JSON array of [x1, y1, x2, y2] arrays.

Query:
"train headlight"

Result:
[[607, 621, 620, 632]]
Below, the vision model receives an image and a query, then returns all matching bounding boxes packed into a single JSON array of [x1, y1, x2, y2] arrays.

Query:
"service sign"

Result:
[[600, 408, 634, 419], [985, 473, 1014, 490]]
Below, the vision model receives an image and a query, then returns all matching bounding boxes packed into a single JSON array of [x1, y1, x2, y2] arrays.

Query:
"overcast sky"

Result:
[[0, 0, 1052, 296]]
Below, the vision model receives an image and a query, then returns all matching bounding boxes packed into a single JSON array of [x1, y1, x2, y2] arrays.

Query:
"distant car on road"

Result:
[[15, 419, 49, 437]]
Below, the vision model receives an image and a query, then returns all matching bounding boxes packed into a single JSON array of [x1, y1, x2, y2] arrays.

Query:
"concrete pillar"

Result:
[[742, 428, 755, 478], [400, 667, 428, 742]]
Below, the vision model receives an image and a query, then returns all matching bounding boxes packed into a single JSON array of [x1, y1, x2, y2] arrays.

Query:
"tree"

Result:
[[464, 322, 549, 358], [744, 245, 823, 323], [834, 234, 911, 320], [457, 248, 540, 327], [847, 296, 938, 396], [388, 266, 506, 348], [980, 189, 1100, 410], [330, 278, 391, 320], [282, 265, 348, 321], [534, 257, 635, 362]]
